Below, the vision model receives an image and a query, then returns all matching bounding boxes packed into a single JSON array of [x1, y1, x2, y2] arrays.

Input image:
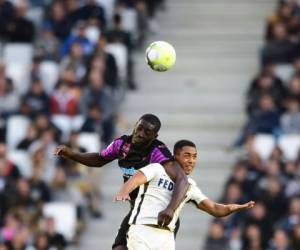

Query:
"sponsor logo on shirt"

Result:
[[121, 167, 136, 178], [158, 178, 174, 191]]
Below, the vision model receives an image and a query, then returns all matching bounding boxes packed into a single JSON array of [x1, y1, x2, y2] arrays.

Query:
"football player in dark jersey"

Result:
[[54, 114, 188, 250]]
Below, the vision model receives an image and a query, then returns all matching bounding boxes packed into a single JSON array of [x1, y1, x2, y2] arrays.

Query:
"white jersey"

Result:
[[128, 163, 208, 232]]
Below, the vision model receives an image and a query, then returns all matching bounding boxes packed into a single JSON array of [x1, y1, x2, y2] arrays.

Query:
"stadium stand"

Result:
[[207, 1, 300, 250], [0, 0, 164, 249]]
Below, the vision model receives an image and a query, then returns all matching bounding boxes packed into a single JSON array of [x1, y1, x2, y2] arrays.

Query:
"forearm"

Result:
[[166, 172, 189, 211], [68, 152, 109, 167], [210, 203, 233, 217], [117, 171, 147, 195]]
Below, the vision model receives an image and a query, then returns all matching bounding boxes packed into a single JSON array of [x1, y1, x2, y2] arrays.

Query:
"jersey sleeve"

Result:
[[150, 144, 173, 164], [190, 185, 208, 204], [139, 163, 163, 181], [99, 138, 124, 160]]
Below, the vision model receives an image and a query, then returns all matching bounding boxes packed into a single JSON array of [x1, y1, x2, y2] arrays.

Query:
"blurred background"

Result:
[[0, 0, 300, 250]]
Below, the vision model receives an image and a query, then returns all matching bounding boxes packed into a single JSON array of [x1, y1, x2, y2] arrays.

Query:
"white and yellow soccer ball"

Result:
[[145, 41, 176, 72]]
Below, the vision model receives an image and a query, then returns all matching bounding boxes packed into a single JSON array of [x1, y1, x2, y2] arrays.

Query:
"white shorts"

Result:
[[127, 224, 175, 250]]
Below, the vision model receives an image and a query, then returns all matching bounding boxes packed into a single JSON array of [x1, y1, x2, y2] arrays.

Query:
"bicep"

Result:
[[130, 171, 148, 187]]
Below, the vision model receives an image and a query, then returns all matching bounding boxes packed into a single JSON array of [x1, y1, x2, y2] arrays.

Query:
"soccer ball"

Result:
[[145, 41, 176, 72]]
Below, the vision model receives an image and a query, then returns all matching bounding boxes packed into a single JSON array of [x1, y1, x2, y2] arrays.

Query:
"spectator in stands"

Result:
[[0, 0, 15, 40], [242, 224, 264, 250], [17, 124, 38, 150], [279, 197, 300, 233], [286, 75, 300, 100], [204, 220, 229, 250], [51, 167, 85, 232], [244, 202, 273, 249], [34, 232, 50, 250], [50, 81, 78, 117], [80, 70, 115, 145], [0, 143, 21, 180], [6, 225, 33, 250], [235, 95, 280, 147], [135, 0, 149, 48], [33, 114, 62, 142], [59, 67, 82, 102], [267, 229, 292, 250], [0, 77, 20, 117], [93, 36, 120, 90], [60, 42, 87, 82], [61, 21, 95, 57], [35, 23, 61, 62], [291, 223, 300, 250], [4, 0, 35, 43], [45, 217, 67, 250], [29, 129, 58, 183], [67, 0, 106, 29], [257, 177, 287, 223], [29, 166, 51, 205], [44, 1, 72, 41], [261, 22, 295, 67], [225, 161, 253, 199], [80, 103, 102, 135], [280, 97, 300, 134], [246, 71, 285, 115], [266, 2, 300, 40], [22, 79, 49, 118], [105, 13, 137, 90], [0, 213, 22, 243]]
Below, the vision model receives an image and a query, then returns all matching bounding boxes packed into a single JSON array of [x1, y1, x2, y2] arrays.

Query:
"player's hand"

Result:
[[157, 207, 174, 227], [54, 145, 72, 159], [232, 201, 255, 212], [113, 193, 131, 202]]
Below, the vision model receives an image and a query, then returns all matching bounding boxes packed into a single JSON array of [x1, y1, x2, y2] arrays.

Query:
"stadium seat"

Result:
[[43, 202, 77, 242], [106, 43, 128, 83], [278, 135, 300, 162], [3, 43, 33, 65], [72, 115, 85, 131], [252, 134, 276, 161], [39, 61, 60, 94], [6, 63, 31, 94], [51, 115, 72, 142], [273, 64, 294, 83], [77, 132, 101, 152], [6, 115, 31, 149], [7, 150, 33, 178]]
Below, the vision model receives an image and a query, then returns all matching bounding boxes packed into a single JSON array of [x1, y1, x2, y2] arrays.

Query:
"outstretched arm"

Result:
[[54, 145, 111, 167], [113, 171, 147, 202], [159, 161, 189, 227], [198, 199, 255, 217]]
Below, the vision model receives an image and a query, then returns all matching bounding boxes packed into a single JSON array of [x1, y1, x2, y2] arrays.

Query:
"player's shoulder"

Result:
[[147, 163, 165, 170], [188, 177, 197, 186], [151, 139, 169, 149]]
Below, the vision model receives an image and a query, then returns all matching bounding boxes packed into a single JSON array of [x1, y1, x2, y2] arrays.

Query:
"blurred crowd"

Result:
[[205, 1, 300, 250], [0, 0, 165, 249]]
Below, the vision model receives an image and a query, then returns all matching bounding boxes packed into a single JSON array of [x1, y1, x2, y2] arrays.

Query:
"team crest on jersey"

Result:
[[121, 143, 130, 158]]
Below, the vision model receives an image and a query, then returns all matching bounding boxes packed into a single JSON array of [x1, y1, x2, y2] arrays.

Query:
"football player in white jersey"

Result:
[[114, 140, 255, 250]]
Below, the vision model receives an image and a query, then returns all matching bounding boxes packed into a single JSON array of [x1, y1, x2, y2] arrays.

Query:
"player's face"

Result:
[[132, 119, 158, 147], [175, 146, 197, 175]]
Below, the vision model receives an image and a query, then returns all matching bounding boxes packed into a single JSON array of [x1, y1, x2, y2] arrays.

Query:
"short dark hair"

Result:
[[173, 140, 196, 155], [139, 114, 161, 132]]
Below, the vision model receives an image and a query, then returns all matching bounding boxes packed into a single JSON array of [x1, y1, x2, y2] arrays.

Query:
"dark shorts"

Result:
[[112, 212, 181, 249]]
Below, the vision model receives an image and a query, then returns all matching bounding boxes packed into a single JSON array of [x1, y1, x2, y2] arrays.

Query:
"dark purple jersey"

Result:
[[100, 135, 173, 181]]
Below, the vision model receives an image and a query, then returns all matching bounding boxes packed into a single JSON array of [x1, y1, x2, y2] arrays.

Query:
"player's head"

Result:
[[173, 140, 197, 175], [132, 114, 161, 147]]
